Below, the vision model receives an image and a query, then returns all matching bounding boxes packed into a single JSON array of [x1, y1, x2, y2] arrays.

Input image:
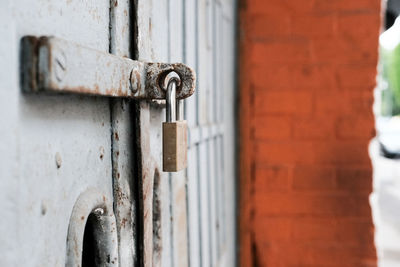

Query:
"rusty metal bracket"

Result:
[[20, 36, 196, 100]]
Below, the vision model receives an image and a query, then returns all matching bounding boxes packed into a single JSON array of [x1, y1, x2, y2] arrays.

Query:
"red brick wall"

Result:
[[239, 0, 381, 266]]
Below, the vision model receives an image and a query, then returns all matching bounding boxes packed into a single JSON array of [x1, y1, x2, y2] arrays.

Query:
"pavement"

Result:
[[370, 139, 400, 267]]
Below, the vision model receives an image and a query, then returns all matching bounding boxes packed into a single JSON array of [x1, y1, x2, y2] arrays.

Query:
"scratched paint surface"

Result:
[[0, 0, 237, 266], [0, 0, 113, 266]]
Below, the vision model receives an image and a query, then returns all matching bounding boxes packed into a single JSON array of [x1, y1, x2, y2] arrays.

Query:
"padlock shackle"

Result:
[[166, 80, 177, 122], [177, 99, 183, 121], [164, 71, 181, 122]]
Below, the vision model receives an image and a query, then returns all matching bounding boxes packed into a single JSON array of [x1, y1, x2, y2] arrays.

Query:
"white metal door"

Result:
[[0, 0, 121, 266], [0, 0, 236, 266], [135, 0, 237, 266]]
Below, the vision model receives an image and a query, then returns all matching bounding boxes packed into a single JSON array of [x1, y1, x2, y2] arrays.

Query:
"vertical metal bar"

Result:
[[109, 1, 137, 266]]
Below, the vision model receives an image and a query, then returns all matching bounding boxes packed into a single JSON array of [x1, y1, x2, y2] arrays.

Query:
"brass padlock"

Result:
[[162, 72, 188, 172]]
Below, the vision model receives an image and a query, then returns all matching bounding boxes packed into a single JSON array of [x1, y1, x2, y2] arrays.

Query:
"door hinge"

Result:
[[20, 36, 196, 100]]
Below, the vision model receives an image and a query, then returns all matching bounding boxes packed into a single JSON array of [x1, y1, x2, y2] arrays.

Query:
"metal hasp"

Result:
[[20, 36, 196, 100]]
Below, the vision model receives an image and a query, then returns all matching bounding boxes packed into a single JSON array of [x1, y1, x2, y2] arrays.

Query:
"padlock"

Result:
[[162, 72, 188, 172]]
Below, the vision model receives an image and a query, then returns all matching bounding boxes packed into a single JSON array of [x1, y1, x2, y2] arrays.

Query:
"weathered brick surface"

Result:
[[239, 0, 380, 266]]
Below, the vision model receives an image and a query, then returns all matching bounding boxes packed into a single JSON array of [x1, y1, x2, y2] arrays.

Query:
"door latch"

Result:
[[20, 36, 196, 100], [20, 36, 196, 173]]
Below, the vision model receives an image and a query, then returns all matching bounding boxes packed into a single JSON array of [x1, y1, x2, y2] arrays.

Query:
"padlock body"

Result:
[[163, 120, 188, 172]]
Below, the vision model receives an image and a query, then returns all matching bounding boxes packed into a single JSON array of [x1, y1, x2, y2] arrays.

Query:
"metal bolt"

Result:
[[55, 152, 62, 169], [99, 146, 105, 160], [93, 208, 104, 216], [41, 202, 47, 216], [54, 50, 66, 82], [129, 69, 139, 94]]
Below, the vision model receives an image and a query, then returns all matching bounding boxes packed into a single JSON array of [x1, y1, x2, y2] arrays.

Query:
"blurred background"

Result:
[[372, 0, 400, 266]]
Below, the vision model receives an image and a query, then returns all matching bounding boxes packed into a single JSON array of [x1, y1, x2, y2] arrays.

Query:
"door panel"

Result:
[[1, 0, 113, 266], [0, 0, 236, 266], [136, 0, 237, 266]]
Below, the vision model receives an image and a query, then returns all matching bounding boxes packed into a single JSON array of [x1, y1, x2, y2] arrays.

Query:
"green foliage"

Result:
[[380, 43, 400, 116]]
